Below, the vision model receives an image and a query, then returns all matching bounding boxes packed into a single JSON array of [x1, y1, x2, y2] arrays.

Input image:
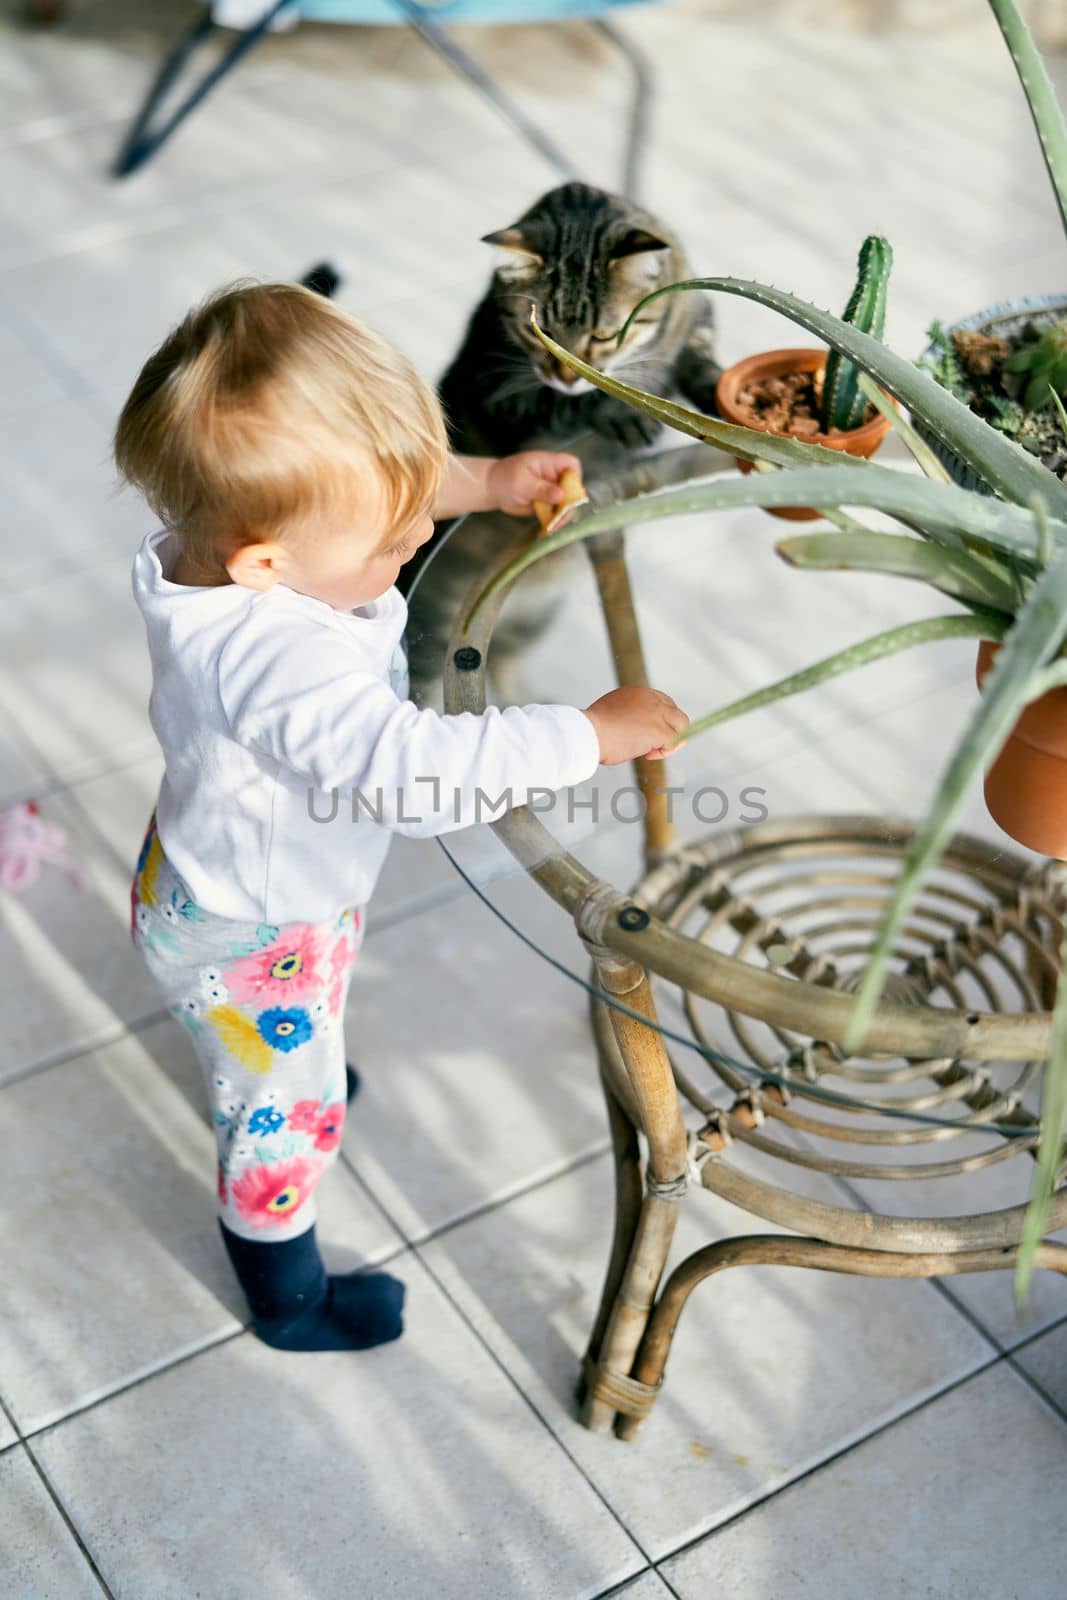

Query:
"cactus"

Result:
[[820, 235, 893, 432]]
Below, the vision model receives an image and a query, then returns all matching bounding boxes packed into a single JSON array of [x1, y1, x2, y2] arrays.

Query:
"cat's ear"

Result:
[[609, 228, 672, 286], [482, 227, 543, 282]]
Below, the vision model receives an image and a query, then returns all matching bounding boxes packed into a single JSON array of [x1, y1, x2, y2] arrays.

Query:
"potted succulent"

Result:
[[918, 0, 1067, 488], [715, 234, 895, 520], [462, 0, 1067, 1299]]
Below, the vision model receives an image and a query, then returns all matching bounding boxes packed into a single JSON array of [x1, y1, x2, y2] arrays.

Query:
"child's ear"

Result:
[[226, 540, 287, 591]]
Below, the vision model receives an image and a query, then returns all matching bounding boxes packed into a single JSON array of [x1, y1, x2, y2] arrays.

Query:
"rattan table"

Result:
[[412, 439, 1067, 1442]]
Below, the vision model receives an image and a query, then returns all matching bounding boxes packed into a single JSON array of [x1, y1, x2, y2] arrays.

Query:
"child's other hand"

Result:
[[488, 450, 584, 520], [582, 686, 689, 766]]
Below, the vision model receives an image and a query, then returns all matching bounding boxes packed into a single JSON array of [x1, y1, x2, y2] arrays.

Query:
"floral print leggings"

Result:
[[130, 811, 363, 1243]]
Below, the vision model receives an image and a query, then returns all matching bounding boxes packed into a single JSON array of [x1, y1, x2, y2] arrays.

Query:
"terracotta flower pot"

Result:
[[715, 348, 894, 521], [976, 639, 1067, 859]]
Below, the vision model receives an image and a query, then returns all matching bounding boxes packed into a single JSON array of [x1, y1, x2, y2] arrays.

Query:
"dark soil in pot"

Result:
[[920, 296, 1067, 485], [731, 366, 878, 438]]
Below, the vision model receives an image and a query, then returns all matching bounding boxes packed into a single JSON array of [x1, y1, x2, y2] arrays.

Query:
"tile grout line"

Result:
[[0, 894, 477, 1094], [18, 1325, 250, 1450], [1003, 1349, 1067, 1430], [589, 1567, 687, 1600], [13, 1438, 120, 1600], [817, 1158, 1010, 1356], [1002, 1305, 1067, 1357], [338, 1134, 614, 1257], [1, 1008, 172, 1092], [11, 1138, 614, 1447], [406, 1232, 657, 1578], [588, 1569, 653, 1600], [650, 1347, 1008, 1573]]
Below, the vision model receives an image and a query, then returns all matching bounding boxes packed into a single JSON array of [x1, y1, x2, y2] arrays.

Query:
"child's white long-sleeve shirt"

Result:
[[132, 527, 601, 924]]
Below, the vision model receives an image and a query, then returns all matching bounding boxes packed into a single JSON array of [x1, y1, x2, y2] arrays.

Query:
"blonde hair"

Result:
[[113, 279, 449, 568]]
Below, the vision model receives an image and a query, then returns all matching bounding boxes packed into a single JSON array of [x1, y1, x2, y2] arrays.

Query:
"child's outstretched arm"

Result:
[[217, 612, 687, 839], [433, 450, 583, 520]]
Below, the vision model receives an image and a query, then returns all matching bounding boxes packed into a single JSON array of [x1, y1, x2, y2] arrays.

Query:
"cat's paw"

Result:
[[591, 402, 663, 448], [678, 370, 723, 418]]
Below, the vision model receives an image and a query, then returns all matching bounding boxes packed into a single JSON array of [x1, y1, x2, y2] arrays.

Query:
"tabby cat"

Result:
[[401, 181, 721, 706]]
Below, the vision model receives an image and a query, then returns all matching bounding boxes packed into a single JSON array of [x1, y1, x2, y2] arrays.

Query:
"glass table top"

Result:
[[399, 426, 1057, 1161]]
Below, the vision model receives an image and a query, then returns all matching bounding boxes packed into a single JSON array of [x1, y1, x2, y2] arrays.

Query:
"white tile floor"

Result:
[[2, 3, 1066, 1597]]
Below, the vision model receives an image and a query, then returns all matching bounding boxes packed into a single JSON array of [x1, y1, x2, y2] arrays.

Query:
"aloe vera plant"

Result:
[[919, 0, 1067, 474], [466, 308, 1067, 1310], [465, 0, 1067, 1300]]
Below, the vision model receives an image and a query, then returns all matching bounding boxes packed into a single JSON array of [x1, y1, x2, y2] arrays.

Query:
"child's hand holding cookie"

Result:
[[487, 450, 588, 533]]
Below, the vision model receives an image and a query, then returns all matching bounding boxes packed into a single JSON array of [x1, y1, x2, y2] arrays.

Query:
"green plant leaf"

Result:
[[776, 529, 1021, 612], [857, 372, 949, 482], [987, 0, 1067, 242], [1050, 385, 1067, 445], [462, 463, 1059, 633], [526, 310, 874, 475], [1032, 490, 1053, 569], [612, 280, 1067, 514], [679, 614, 1006, 744], [840, 548, 1067, 1058]]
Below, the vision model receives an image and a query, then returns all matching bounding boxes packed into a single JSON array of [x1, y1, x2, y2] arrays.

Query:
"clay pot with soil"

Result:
[[919, 294, 1067, 492], [715, 347, 893, 520]]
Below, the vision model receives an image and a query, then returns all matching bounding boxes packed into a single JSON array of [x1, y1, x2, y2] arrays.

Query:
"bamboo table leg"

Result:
[[587, 529, 676, 860], [616, 1235, 1067, 1441], [580, 943, 689, 1434]]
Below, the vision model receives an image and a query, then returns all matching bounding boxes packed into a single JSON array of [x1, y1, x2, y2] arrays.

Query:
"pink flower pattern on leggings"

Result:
[[225, 925, 329, 1008], [230, 1154, 325, 1229], [129, 811, 364, 1233]]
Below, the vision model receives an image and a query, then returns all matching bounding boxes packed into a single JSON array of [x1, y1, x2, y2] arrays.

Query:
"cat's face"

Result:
[[482, 204, 674, 396]]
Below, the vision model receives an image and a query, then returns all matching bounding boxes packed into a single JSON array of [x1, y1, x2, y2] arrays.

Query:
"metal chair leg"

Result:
[[387, 0, 577, 182], [590, 14, 653, 200], [112, 0, 294, 178], [113, 2, 653, 199]]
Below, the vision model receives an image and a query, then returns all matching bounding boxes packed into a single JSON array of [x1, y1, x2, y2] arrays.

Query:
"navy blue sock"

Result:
[[344, 1062, 360, 1104], [219, 1219, 404, 1352]]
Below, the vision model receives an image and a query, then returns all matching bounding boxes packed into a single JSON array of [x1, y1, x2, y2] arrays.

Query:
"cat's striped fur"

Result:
[[401, 182, 721, 706]]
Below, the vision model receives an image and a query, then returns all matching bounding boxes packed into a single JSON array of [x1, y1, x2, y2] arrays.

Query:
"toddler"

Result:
[[116, 280, 688, 1355]]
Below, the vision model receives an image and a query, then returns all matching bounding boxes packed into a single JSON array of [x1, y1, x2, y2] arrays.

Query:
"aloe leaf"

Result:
[[462, 464, 1060, 632], [1032, 490, 1053, 569], [1051, 386, 1067, 445], [611, 280, 1067, 514], [840, 548, 1067, 1057], [1015, 918, 1067, 1304], [749, 456, 881, 535], [857, 373, 949, 482], [987, 0, 1067, 242], [679, 614, 1005, 744], [777, 530, 1021, 612], [1024, 656, 1067, 696], [851, 378, 1012, 579], [527, 311, 873, 475]]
